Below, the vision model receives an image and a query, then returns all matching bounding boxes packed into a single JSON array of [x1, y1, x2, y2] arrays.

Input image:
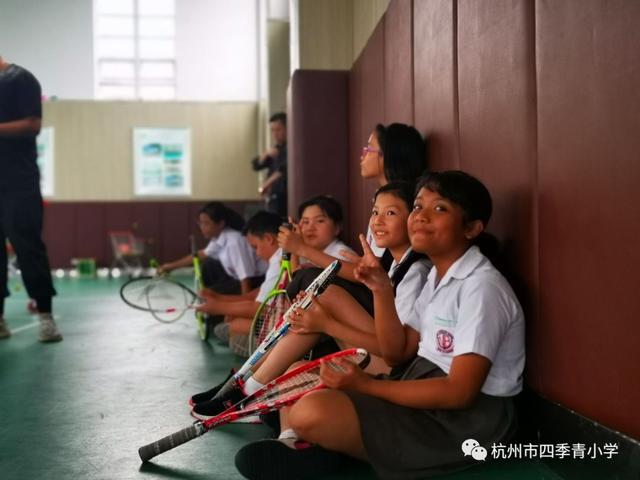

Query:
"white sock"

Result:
[[244, 377, 264, 395], [278, 428, 299, 440]]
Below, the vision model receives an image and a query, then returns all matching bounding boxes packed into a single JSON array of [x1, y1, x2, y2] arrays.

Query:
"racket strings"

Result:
[[255, 294, 290, 346], [245, 367, 322, 408], [121, 277, 197, 322]]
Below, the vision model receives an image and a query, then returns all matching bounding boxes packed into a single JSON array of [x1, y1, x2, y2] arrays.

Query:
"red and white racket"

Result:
[[138, 347, 369, 462]]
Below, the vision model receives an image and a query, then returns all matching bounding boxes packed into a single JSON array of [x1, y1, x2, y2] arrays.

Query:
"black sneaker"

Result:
[[191, 380, 247, 420], [259, 411, 281, 435], [234, 438, 346, 480], [188, 368, 236, 407]]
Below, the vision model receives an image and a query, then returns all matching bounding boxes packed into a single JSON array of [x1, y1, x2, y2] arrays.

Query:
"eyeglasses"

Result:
[[361, 146, 380, 155]]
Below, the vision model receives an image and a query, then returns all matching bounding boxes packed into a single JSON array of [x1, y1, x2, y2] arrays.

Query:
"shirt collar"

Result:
[[389, 246, 413, 274], [270, 248, 282, 264], [213, 227, 231, 248], [431, 245, 485, 290]]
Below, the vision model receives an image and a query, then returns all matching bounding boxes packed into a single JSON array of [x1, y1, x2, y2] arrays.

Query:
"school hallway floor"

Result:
[[1, 277, 567, 480]]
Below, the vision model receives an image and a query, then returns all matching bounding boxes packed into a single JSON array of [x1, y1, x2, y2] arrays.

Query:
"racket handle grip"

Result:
[[138, 423, 205, 462]]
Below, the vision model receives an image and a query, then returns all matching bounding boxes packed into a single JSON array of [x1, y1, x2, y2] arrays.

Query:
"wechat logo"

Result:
[[461, 438, 487, 461]]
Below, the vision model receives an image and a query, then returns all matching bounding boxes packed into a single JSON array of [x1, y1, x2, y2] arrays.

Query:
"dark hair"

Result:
[[199, 202, 245, 231], [243, 210, 282, 237], [297, 195, 344, 227], [416, 171, 492, 227], [416, 170, 499, 261], [373, 180, 416, 213], [269, 112, 286, 125], [375, 123, 426, 182]]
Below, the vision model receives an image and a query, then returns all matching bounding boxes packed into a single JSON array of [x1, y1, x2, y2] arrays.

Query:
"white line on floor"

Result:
[[10, 322, 40, 334]]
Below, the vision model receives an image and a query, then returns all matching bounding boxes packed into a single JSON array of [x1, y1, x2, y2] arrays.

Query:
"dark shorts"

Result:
[[201, 257, 263, 294], [345, 356, 517, 480]]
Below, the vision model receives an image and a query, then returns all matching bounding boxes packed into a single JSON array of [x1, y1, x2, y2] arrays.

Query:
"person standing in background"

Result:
[[251, 112, 287, 217], [0, 56, 62, 342]]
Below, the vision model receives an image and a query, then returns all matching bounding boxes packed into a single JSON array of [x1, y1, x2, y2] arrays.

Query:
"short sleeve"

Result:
[[452, 279, 511, 362], [16, 69, 42, 119]]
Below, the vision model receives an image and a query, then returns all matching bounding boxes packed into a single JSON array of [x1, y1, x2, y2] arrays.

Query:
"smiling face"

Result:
[[408, 188, 482, 261], [299, 205, 340, 251], [369, 192, 411, 251], [360, 131, 383, 179]]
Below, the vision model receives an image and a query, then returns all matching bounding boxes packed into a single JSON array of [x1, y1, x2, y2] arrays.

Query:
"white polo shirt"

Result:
[[405, 246, 525, 397], [299, 239, 356, 266], [203, 228, 267, 281], [322, 239, 356, 261], [389, 248, 432, 324], [256, 248, 284, 303]]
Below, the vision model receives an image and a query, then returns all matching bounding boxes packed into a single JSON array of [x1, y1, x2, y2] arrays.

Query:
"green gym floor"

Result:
[[0, 277, 563, 480]]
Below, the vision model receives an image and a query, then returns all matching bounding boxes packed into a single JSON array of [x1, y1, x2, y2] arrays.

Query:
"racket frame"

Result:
[[138, 347, 368, 462], [233, 260, 341, 385], [247, 254, 292, 353], [120, 275, 199, 322]]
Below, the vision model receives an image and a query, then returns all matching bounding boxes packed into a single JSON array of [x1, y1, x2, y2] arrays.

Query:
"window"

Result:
[[95, 0, 176, 100]]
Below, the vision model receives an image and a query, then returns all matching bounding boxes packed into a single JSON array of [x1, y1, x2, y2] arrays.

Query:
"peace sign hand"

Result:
[[348, 234, 392, 293]]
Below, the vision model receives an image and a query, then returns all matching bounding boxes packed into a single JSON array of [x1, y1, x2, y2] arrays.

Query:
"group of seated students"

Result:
[[159, 122, 525, 479]]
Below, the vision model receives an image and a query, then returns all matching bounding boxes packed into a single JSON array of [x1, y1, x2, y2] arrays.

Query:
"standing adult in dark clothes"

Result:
[[0, 56, 61, 342], [251, 112, 287, 217]]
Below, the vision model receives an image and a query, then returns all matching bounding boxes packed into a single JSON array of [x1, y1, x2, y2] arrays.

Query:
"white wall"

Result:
[[0, 0, 260, 101], [175, 0, 259, 101], [0, 0, 94, 98]]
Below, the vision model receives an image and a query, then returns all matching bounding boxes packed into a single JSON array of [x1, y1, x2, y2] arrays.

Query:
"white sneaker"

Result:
[[38, 314, 63, 342], [0, 318, 11, 339]]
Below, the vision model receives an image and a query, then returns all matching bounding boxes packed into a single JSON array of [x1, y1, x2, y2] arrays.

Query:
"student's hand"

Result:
[[195, 289, 220, 314], [320, 358, 370, 391], [342, 234, 392, 293], [278, 219, 305, 255], [289, 299, 329, 334], [199, 288, 218, 299], [157, 263, 173, 275]]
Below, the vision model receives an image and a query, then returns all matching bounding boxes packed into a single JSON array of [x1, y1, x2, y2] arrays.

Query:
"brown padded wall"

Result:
[[456, 0, 538, 332], [384, 0, 414, 125], [413, 0, 460, 171], [535, 0, 640, 438], [348, 20, 386, 248], [42, 201, 253, 268], [345, 0, 640, 439], [288, 70, 350, 221]]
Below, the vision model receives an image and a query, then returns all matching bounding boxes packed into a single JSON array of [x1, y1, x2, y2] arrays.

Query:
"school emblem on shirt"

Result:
[[436, 329, 454, 353]]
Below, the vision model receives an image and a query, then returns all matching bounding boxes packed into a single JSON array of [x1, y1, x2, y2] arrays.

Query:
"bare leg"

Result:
[[316, 285, 376, 334], [252, 332, 321, 384], [288, 389, 367, 460]]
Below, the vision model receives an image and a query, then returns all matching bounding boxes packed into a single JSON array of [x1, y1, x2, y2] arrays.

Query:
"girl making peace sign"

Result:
[[235, 171, 525, 479]]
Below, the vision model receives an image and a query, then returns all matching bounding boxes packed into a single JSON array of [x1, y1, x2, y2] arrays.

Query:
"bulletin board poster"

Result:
[[36, 127, 54, 197], [133, 128, 191, 196]]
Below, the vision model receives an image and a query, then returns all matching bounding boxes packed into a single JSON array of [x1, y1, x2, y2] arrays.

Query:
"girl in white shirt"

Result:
[[361, 123, 427, 259], [234, 171, 525, 480], [159, 202, 265, 295]]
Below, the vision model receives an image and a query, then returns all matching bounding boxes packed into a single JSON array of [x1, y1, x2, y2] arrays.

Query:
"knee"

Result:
[[289, 391, 331, 440]]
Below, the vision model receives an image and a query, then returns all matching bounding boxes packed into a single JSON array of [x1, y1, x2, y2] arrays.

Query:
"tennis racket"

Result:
[[191, 236, 209, 340], [138, 347, 369, 462], [120, 275, 200, 323], [248, 224, 293, 353], [215, 260, 341, 399]]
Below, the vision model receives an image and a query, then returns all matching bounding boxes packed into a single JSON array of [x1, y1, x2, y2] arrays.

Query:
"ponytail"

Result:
[[199, 202, 245, 231]]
